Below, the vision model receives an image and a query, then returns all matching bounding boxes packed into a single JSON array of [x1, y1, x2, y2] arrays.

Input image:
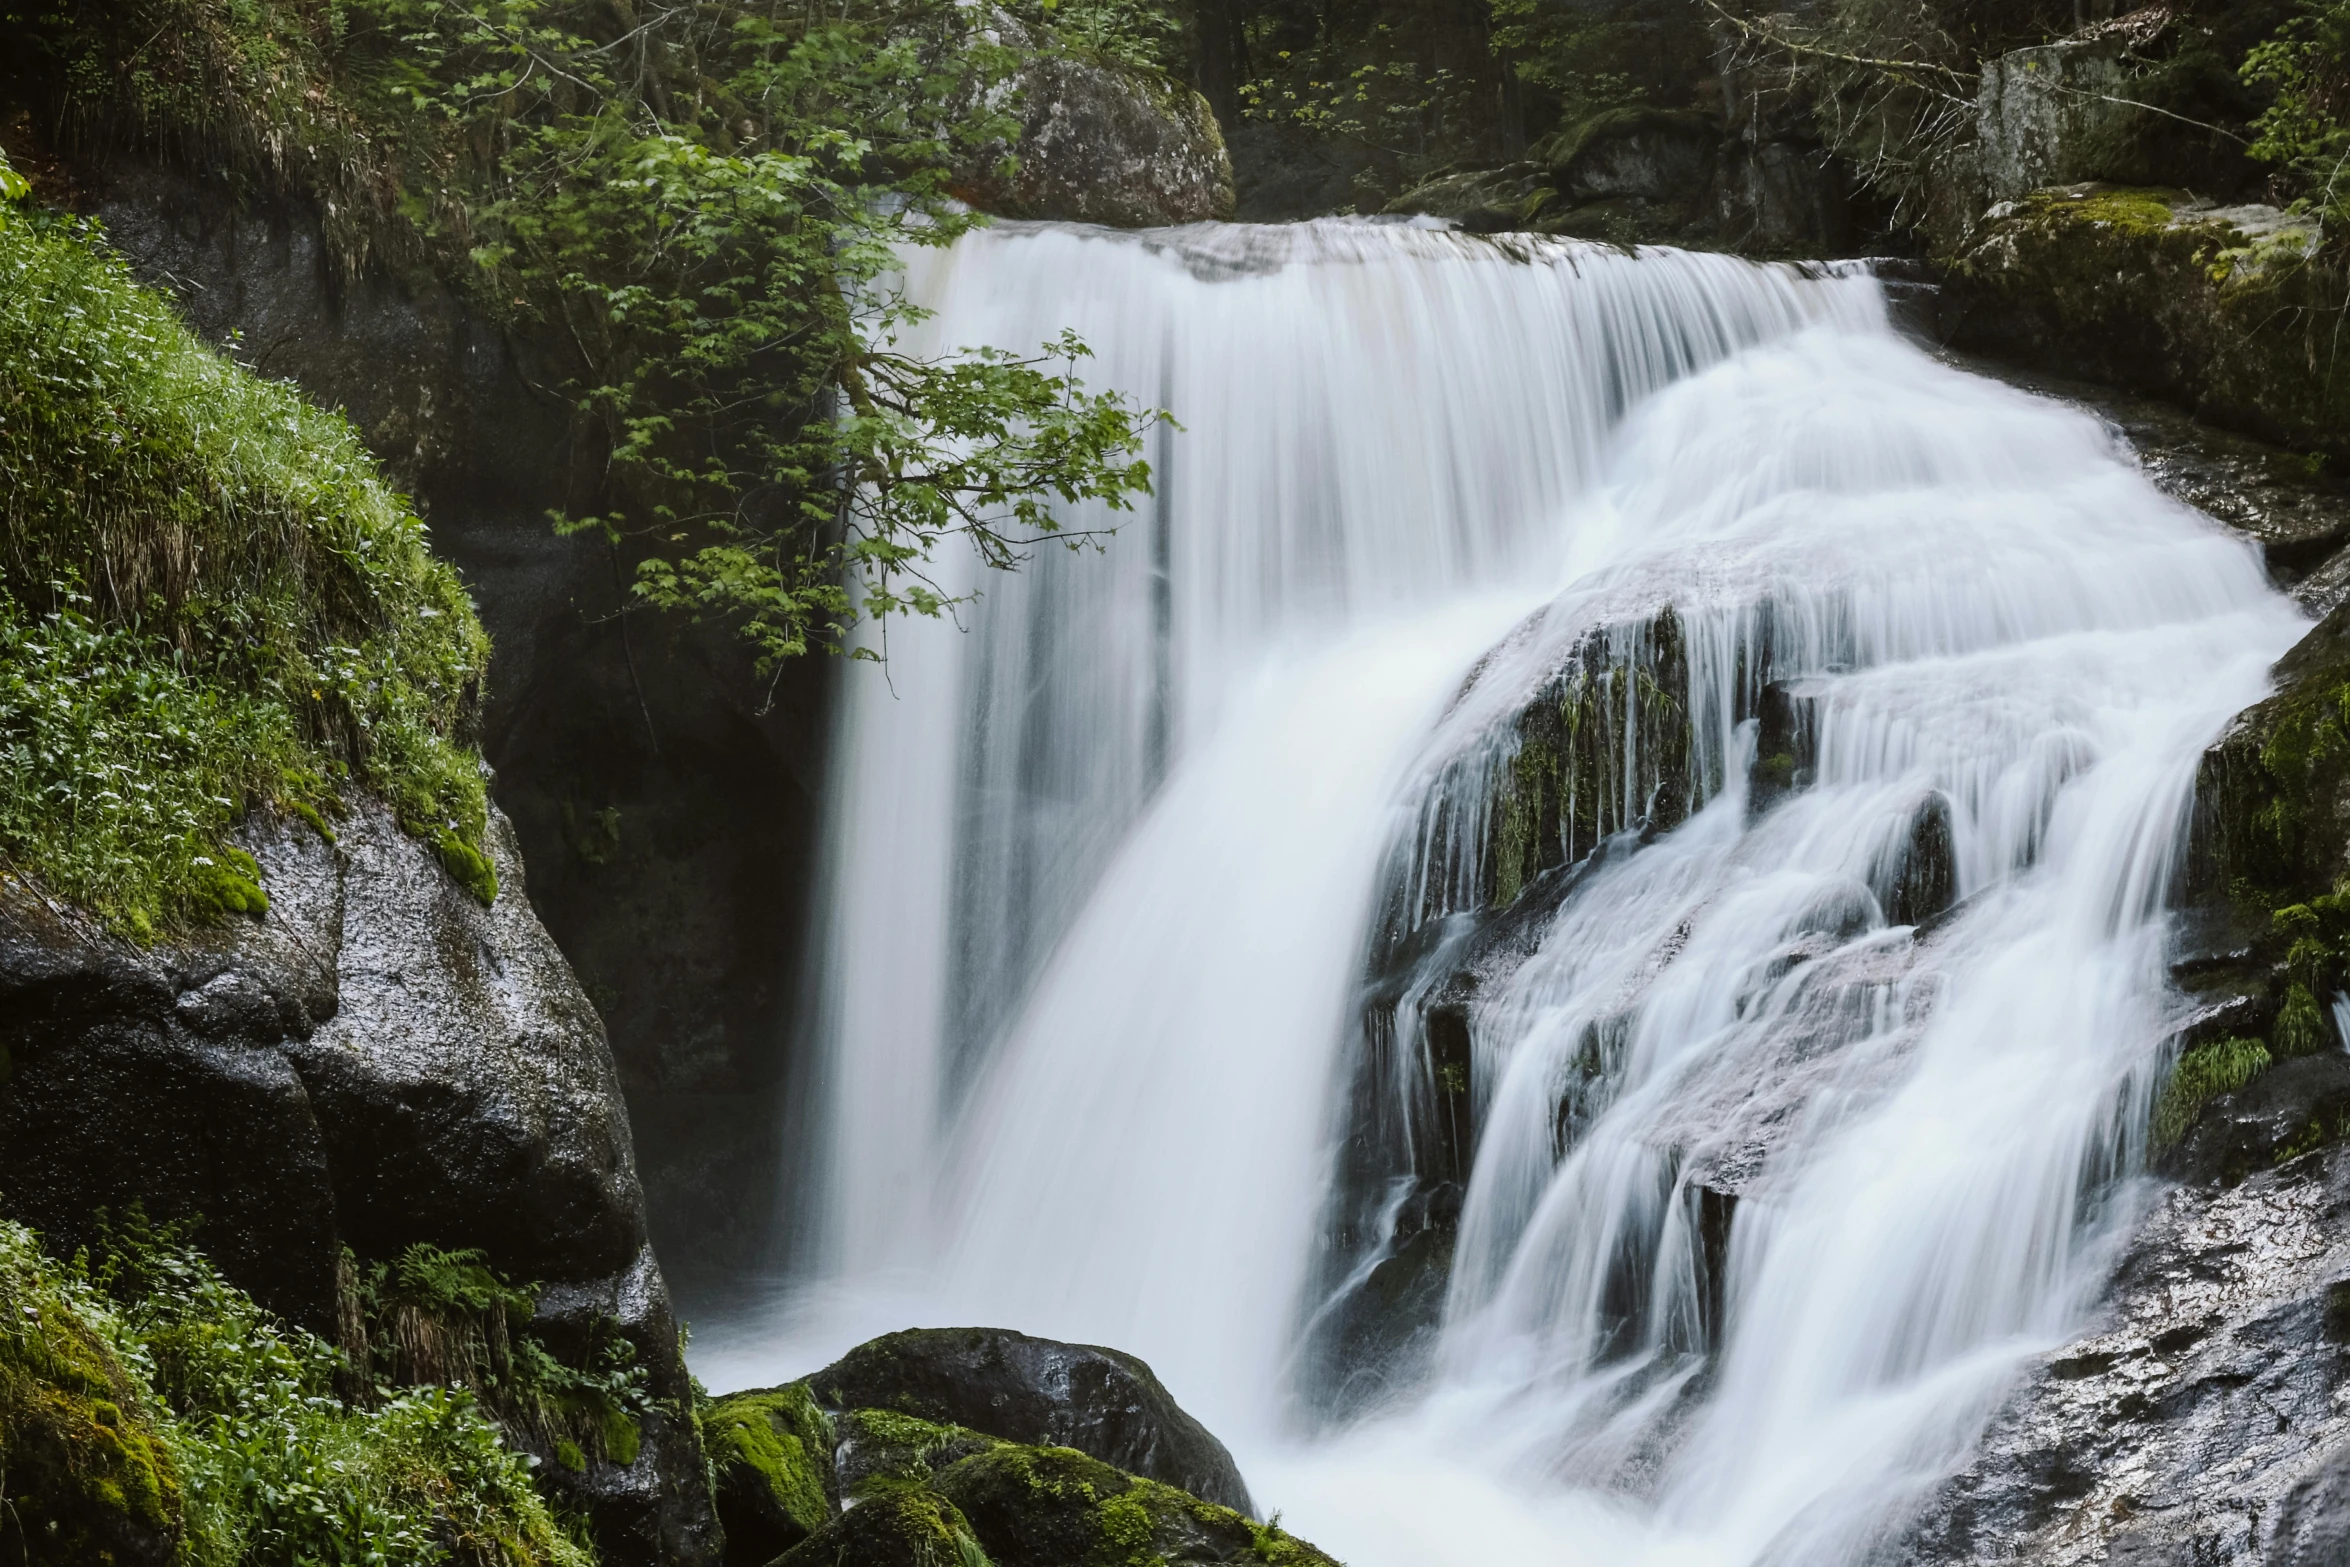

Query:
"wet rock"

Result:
[[1383, 163, 1549, 233], [0, 799, 718, 1567], [929, 1443, 1334, 1567], [829, 1407, 1005, 1500], [805, 1327, 1254, 1515], [1882, 792, 1957, 928], [1750, 680, 1819, 817], [1895, 1146, 2350, 1566], [956, 40, 1234, 226]]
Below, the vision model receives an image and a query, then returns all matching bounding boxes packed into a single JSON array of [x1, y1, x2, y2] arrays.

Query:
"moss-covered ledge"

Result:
[[1939, 184, 2350, 465], [2169, 600, 2350, 1179]]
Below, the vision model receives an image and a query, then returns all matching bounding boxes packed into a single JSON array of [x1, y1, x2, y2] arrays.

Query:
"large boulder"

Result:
[[803, 1326, 1255, 1515], [0, 798, 719, 1567], [1940, 184, 2344, 462], [956, 47, 1235, 227]]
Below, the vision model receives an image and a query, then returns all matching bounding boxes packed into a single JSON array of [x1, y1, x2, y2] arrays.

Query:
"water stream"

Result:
[[698, 219, 2309, 1566]]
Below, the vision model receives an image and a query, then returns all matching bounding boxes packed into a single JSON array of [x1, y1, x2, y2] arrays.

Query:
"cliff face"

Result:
[[0, 797, 722, 1564]]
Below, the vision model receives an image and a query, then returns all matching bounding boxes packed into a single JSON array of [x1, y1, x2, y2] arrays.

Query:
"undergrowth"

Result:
[[352, 1243, 657, 1473], [1, 1212, 587, 1567], [0, 199, 494, 936]]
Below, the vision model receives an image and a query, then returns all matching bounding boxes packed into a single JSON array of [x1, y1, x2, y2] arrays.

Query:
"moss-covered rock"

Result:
[[707, 1382, 838, 1562], [834, 1408, 1005, 1500], [929, 1443, 1336, 1567], [805, 1328, 1254, 1514], [0, 1237, 182, 1567], [1943, 184, 2348, 462], [954, 31, 1235, 226], [2165, 599, 2350, 1170], [771, 1484, 992, 1567]]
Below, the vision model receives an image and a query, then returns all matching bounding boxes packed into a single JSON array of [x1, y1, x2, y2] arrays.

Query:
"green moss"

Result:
[[706, 1383, 840, 1552], [928, 1444, 1339, 1567], [63, 1215, 593, 1567], [836, 1406, 1002, 1498], [0, 212, 493, 938], [430, 826, 500, 906], [772, 1484, 991, 1567], [0, 1254, 186, 1566], [2154, 1035, 2275, 1148], [1956, 185, 2350, 464], [555, 1438, 587, 1472]]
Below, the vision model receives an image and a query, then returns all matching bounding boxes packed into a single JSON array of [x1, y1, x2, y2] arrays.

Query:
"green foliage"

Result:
[[11, 0, 1163, 674], [0, 1219, 184, 1563], [1007, 0, 1185, 77], [0, 214, 492, 934], [2246, 0, 2350, 224], [352, 1242, 656, 1470], [12, 1211, 591, 1567], [2153, 1035, 2274, 1148]]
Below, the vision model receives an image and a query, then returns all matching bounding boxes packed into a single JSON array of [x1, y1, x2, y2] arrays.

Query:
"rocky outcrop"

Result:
[[802, 1326, 1255, 1514], [1939, 185, 2346, 463], [0, 797, 719, 1565], [956, 40, 1235, 226]]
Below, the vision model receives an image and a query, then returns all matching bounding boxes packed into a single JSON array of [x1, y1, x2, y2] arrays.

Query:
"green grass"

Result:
[[1, 1214, 588, 1567], [0, 206, 494, 936], [2152, 1035, 2275, 1149]]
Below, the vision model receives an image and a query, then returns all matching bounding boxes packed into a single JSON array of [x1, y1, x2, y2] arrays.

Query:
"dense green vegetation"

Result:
[[0, 1214, 586, 1567], [5, 0, 1162, 672], [0, 187, 493, 935]]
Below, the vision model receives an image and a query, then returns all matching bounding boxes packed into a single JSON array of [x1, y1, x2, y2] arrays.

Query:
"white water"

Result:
[[701, 219, 2309, 1566]]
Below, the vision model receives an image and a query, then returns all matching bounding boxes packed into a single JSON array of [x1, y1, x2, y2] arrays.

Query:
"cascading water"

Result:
[[699, 218, 2311, 1566]]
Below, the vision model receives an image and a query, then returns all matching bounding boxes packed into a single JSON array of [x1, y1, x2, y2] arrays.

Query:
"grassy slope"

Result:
[[0, 197, 495, 937]]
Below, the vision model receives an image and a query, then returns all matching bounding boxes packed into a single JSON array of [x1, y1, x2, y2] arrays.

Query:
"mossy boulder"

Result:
[[771, 1485, 991, 1567], [833, 1408, 1006, 1500], [805, 1328, 1253, 1515], [929, 1444, 1335, 1567], [1943, 184, 2348, 462], [706, 1382, 837, 1562], [0, 1235, 182, 1567]]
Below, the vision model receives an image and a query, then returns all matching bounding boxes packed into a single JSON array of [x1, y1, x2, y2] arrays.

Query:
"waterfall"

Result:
[[701, 219, 2309, 1566]]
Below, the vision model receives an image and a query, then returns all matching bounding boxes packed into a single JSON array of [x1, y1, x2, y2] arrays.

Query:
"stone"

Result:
[[954, 29, 1235, 227], [928, 1443, 1335, 1567], [705, 1382, 837, 1564], [88, 159, 827, 1291], [0, 799, 719, 1567], [803, 1326, 1254, 1515], [769, 1486, 988, 1567], [1940, 185, 2342, 463], [1894, 1145, 2350, 1566]]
